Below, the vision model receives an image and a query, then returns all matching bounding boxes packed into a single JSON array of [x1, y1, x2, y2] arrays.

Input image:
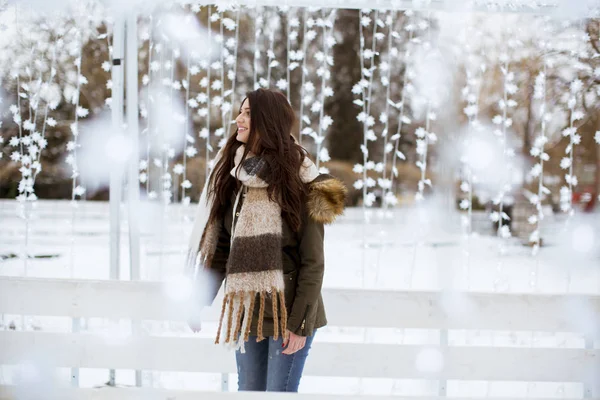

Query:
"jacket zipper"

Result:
[[300, 307, 309, 335]]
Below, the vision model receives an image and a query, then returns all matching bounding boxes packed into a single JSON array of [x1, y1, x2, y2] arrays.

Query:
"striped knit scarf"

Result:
[[187, 145, 319, 352]]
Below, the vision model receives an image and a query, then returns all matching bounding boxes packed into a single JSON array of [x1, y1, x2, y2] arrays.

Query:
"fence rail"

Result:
[[2, 277, 599, 332], [1, 330, 598, 382], [1, 276, 599, 399], [0, 387, 594, 400]]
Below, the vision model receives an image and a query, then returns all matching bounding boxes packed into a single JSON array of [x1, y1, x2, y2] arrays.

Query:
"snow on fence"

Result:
[[0, 276, 599, 399]]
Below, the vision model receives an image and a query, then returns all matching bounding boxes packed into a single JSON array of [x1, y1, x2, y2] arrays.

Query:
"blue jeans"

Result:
[[235, 334, 315, 392]]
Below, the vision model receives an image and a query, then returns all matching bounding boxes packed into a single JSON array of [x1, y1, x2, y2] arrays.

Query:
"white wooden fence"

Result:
[[0, 276, 599, 399]]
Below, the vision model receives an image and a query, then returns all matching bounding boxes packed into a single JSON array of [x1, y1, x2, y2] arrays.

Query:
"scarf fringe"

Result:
[[257, 292, 265, 342], [279, 290, 288, 342], [225, 293, 235, 343], [214, 292, 228, 345], [272, 287, 279, 340], [216, 290, 288, 353], [244, 291, 256, 342]]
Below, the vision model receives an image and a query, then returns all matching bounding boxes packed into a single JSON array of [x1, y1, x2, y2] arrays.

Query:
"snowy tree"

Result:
[[0, 1, 109, 199]]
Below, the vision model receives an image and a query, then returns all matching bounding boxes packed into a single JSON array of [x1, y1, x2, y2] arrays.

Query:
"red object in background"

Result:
[[572, 187, 597, 212], [572, 162, 598, 213]]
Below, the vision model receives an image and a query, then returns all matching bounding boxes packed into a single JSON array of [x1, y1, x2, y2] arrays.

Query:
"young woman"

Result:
[[186, 88, 346, 392]]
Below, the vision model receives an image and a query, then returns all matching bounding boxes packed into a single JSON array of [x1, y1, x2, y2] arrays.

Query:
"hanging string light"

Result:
[[66, 31, 89, 279], [490, 30, 519, 241], [147, 36, 163, 202], [162, 45, 179, 206], [223, 6, 241, 150], [313, 9, 336, 171], [384, 11, 414, 210], [178, 11, 194, 205], [297, 8, 310, 146], [284, 7, 295, 99], [458, 15, 486, 290], [528, 43, 551, 257], [414, 12, 437, 203], [560, 79, 584, 215], [298, 10, 319, 149], [9, 5, 64, 273], [139, 15, 152, 196], [459, 19, 485, 236], [68, 34, 88, 206], [253, 6, 263, 90], [202, 6, 214, 181], [353, 9, 380, 209], [214, 5, 239, 152], [378, 10, 397, 209], [266, 8, 278, 87]]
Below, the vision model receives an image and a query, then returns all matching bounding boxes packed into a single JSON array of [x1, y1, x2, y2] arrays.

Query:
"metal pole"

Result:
[[126, 12, 141, 284], [111, 16, 125, 281], [126, 10, 142, 388], [109, 13, 125, 387]]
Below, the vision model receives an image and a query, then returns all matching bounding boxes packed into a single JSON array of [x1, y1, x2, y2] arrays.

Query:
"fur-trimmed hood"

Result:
[[307, 174, 347, 225], [232, 144, 347, 225]]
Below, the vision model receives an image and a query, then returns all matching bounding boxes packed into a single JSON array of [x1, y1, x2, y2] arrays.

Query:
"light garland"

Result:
[[139, 15, 152, 196], [313, 10, 336, 171], [353, 9, 381, 209], [179, 11, 193, 205], [459, 20, 485, 236], [560, 79, 584, 214], [148, 37, 163, 201], [490, 33, 519, 240], [203, 7, 214, 183], [284, 7, 294, 99], [413, 11, 437, 203], [253, 6, 263, 90], [385, 11, 414, 209], [67, 33, 87, 205], [528, 50, 550, 256], [297, 8, 310, 146], [378, 11, 397, 208], [223, 7, 241, 150], [266, 8, 278, 87], [215, 5, 239, 153]]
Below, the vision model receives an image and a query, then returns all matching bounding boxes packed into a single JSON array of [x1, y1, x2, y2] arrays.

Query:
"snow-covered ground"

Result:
[[1, 199, 598, 293], [0, 199, 599, 397]]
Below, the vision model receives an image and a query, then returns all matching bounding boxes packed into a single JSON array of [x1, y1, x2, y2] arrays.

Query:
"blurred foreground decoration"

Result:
[[0, 0, 598, 243]]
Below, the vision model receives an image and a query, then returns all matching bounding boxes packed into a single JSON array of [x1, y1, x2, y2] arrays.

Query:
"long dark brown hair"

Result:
[[207, 89, 308, 232]]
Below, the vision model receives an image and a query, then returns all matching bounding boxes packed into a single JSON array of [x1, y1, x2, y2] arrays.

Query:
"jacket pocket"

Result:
[[283, 270, 298, 311], [262, 271, 297, 320]]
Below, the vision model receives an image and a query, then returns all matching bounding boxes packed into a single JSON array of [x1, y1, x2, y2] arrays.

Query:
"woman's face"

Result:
[[235, 99, 251, 143]]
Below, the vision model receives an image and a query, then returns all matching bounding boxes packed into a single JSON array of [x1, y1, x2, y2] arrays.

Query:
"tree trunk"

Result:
[[325, 9, 363, 163]]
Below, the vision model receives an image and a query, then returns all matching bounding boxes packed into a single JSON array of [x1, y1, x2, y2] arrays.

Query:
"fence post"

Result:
[[221, 373, 229, 391], [70, 318, 80, 387], [584, 334, 593, 398], [439, 329, 448, 397]]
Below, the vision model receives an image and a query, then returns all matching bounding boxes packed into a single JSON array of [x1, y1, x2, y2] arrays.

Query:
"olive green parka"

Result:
[[202, 174, 346, 337]]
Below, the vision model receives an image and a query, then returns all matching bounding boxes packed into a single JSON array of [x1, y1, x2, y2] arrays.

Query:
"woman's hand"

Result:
[[282, 330, 306, 355]]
